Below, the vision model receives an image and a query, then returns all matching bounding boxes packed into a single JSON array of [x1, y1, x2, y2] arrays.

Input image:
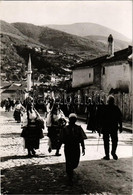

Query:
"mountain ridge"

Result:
[[0, 20, 131, 83], [1, 20, 130, 53], [46, 22, 131, 42], [1, 20, 107, 56]]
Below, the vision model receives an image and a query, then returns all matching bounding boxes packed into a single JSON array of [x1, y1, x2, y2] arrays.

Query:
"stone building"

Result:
[[72, 45, 132, 95], [71, 35, 132, 120]]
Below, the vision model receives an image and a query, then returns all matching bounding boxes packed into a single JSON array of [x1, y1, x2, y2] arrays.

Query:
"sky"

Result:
[[0, 1, 132, 40]]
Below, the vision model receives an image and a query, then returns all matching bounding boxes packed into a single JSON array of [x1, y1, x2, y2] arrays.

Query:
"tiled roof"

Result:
[[2, 82, 27, 92], [73, 46, 132, 70]]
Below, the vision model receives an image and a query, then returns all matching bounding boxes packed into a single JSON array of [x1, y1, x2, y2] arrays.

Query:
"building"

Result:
[[1, 82, 26, 101], [72, 44, 132, 95], [71, 35, 132, 120]]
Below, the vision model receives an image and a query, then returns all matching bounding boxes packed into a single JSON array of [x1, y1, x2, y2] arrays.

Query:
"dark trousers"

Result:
[[64, 145, 80, 179], [103, 131, 118, 157]]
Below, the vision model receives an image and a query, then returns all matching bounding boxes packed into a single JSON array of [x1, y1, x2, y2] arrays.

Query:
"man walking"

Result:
[[99, 95, 122, 160], [59, 113, 87, 185]]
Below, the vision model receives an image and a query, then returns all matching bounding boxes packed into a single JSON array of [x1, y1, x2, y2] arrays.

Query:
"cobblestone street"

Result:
[[0, 1, 132, 194], [0, 108, 132, 194]]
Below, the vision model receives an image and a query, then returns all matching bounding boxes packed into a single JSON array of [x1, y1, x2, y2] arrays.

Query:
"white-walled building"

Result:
[[71, 44, 132, 120], [72, 67, 94, 88], [72, 46, 132, 94]]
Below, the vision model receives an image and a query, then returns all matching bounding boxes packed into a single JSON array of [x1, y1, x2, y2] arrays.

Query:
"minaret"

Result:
[[27, 54, 32, 92], [108, 34, 114, 57]]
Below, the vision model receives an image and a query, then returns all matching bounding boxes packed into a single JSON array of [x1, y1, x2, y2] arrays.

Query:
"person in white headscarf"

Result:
[[46, 103, 67, 156], [21, 102, 44, 157], [13, 100, 25, 123]]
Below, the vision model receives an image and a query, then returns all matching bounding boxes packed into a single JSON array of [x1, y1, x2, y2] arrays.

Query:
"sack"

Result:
[[36, 117, 44, 129], [20, 126, 28, 138]]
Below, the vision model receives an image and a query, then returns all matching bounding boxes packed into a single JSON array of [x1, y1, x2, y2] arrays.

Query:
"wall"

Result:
[[68, 90, 132, 120], [93, 65, 101, 89], [101, 61, 131, 93], [72, 67, 93, 88]]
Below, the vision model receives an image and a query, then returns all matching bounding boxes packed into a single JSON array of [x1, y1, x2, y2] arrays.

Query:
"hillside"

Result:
[[0, 33, 73, 82], [12, 22, 130, 54], [11, 22, 107, 56], [1, 20, 24, 37], [1, 21, 129, 56], [47, 23, 131, 42], [0, 20, 130, 84], [38, 27, 108, 55], [1, 20, 46, 47], [12, 22, 43, 42], [1, 34, 26, 81]]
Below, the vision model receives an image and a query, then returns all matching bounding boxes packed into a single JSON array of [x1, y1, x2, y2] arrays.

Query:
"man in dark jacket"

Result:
[[100, 95, 122, 160], [59, 113, 87, 185]]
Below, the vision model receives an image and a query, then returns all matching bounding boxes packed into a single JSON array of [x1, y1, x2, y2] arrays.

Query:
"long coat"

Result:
[[60, 124, 87, 173], [101, 104, 122, 133]]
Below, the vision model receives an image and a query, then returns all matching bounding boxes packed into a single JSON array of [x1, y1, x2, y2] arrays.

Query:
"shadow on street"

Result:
[[1, 157, 132, 195]]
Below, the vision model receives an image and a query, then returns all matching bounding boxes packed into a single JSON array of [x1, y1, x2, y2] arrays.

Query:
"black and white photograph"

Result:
[[0, 1, 132, 194]]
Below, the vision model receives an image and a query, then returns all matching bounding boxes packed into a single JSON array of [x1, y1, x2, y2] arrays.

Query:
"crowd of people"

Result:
[[1, 94, 123, 185], [1, 98, 16, 112]]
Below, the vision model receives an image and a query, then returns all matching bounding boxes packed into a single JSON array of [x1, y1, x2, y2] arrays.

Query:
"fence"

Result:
[[67, 90, 132, 121], [114, 93, 132, 121]]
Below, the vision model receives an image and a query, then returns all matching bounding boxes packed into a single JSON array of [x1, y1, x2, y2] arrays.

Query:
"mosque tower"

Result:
[[27, 54, 32, 92]]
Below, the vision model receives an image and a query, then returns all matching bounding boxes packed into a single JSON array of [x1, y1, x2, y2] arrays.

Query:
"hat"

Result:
[[69, 113, 77, 119]]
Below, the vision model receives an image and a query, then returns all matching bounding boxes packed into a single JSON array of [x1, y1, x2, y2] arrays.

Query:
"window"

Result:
[[89, 73, 91, 78], [102, 67, 105, 75]]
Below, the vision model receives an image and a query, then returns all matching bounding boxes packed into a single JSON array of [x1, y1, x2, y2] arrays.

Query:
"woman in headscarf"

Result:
[[13, 100, 25, 123], [22, 102, 44, 157], [46, 102, 66, 156]]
